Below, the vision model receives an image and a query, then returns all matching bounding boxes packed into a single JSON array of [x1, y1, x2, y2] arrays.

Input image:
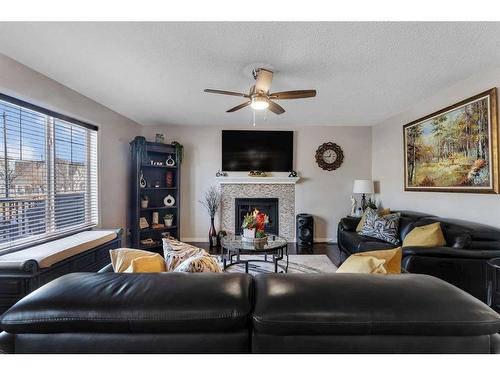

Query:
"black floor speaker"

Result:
[[296, 213, 314, 247]]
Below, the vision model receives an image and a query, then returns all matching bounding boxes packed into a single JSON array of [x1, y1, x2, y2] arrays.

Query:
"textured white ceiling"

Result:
[[1, 22, 500, 127]]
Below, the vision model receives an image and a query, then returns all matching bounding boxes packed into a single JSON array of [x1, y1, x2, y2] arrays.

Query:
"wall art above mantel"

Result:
[[404, 88, 499, 194]]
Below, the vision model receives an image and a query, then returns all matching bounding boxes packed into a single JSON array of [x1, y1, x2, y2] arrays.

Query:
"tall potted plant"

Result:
[[199, 185, 221, 249]]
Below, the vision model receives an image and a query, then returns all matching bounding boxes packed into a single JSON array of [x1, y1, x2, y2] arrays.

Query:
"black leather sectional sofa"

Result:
[[338, 211, 500, 302], [1, 272, 499, 354]]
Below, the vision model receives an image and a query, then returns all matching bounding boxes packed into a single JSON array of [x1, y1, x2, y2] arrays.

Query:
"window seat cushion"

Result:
[[0, 230, 118, 269]]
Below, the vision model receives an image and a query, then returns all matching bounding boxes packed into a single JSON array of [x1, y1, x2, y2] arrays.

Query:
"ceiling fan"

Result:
[[204, 68, 316, 115]]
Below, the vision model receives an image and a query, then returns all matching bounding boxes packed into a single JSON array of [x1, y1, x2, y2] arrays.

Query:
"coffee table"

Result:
[[221, 234, 288, 273]]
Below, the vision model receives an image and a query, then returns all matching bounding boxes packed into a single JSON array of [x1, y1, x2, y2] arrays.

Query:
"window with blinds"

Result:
[[0, 95, 98, 252]]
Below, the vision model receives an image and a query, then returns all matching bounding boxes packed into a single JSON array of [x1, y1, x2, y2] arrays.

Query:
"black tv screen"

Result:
[[222, 130, 293, 172]]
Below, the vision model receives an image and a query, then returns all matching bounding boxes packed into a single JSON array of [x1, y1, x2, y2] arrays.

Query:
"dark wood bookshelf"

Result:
[[140, 226, 178, 233], [141, 164, 178, 169], [141, 187, 177, 190], [140, 206, 178, 211], [129, 139, 181, 252]]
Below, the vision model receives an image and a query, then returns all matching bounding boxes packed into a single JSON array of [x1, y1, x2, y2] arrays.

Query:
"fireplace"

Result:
[[235, 198, 279, 236]]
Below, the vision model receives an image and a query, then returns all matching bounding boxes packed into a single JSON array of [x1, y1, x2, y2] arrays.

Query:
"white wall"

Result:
[[372, 66, 500, 228], [142, 124, 372, 242], [0, 54, 142, 233]]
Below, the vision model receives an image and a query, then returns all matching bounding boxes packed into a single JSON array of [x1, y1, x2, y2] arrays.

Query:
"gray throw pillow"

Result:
[[361, 209, 401, 245]]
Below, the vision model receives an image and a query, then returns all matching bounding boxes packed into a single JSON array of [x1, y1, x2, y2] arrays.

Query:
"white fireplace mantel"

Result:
[[215, 176, 300, 185]]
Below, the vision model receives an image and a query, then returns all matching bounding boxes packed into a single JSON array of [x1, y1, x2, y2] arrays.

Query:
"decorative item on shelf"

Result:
[[152, 211, 159, 225], [163, 194, 176, 207], [141, 195, 149, 209], [288, 170, 298, 177], [139, 217, 149, 229], [152, 223, 165, 229], [241, 209, 269, 244], [404, 88, 498, 193], [315, 142, 344, 171], [165, 154, 176, 167], [140, 238, 156, 246], [171, 141, 184, 164], [349, 195, 357, 216], [155, 133, 165, 143], [139, 171, 147, 188], [353, 179, 374, 211], [164, 213, 174, 227], [166, 171, 174, 187], [199, 185, 221, 249], [154, 180, 160, 188], [150, 160, 164, 166], [248, 170, 267, 177], [216, 169, 227, 177]]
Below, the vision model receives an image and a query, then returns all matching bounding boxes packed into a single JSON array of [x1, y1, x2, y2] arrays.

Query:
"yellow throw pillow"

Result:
[[355, 213, 368, 233], [403, 222, 446, 248], [356, 208, 391, 232], [124, 254, 167, 273], [337, 255, 387, 274], [356, 247, 402, 274], [109, 248, 158, 272]]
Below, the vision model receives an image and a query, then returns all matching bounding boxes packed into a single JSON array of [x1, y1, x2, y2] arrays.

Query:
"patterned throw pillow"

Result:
[[162, 238, 209, 271], [174, 255, 222, 273], [361, 209, 401, 245]]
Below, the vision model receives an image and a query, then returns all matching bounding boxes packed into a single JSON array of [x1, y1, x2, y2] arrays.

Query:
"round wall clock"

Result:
[[315, 142, 344, 171]]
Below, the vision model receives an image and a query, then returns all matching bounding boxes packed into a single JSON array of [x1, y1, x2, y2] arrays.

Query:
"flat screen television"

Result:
[[222, 130, 293, 172]]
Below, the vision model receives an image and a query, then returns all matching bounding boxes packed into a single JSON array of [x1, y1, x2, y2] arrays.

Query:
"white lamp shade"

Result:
[[353, 179, 374, 194]]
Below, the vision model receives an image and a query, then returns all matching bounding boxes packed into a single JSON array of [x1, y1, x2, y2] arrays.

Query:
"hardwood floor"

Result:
[[188, 242, 342, 267]]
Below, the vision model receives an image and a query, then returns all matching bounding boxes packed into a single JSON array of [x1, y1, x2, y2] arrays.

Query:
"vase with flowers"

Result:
[[199, 185, 221, 249], [241, 209, 269, 243]]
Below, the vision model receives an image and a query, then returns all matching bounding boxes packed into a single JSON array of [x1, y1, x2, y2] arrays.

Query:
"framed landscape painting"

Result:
[[404, 88, 499, 193]]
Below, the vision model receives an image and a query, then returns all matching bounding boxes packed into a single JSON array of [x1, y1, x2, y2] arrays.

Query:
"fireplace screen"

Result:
[[234, 198, 279, 235]]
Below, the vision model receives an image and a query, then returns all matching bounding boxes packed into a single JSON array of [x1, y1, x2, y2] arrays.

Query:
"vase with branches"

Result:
[[199, 185, 221, 249]]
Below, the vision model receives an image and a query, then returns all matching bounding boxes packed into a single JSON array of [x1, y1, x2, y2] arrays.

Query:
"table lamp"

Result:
[[353, 179, 374, 211]]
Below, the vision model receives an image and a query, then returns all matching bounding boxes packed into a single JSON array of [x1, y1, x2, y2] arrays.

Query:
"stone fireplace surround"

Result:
[[219, 178, 297, 241]]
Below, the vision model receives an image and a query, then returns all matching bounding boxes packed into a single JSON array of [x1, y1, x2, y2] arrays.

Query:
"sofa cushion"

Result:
[[173, 255, 222, 273], [162, 238, 209, 271], [360, 210, 401, 245], [355, 248, 402, 274], [339, 231, 391, 253], [337, 255, 387, 274], [253, 273, 500, 336], [0, 230, 118, 269], [0, 272, 253, 334], [125, 254, 167, 273], [109, 248, 158, 272], [402, 222, 446, 248]]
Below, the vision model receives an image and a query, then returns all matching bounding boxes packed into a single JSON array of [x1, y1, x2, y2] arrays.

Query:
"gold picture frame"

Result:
[[403, 88, 498, 193]]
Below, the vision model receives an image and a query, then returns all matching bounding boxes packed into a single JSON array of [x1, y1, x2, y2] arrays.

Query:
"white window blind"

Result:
[[0, 95, 98, 252]]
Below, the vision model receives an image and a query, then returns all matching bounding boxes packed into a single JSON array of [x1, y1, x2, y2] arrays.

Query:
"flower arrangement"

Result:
[[241, 209, 269, 239]]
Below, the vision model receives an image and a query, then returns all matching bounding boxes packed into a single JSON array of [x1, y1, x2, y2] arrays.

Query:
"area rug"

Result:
[[219, 254, 337, 275]]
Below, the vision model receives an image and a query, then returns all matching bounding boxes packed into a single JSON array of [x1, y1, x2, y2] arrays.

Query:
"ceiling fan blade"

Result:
[[204, 89, 249, 98], [269, 90, 317, 100], [267, 100, 285, 115], [226, 101, 251, 113], [254, 68, 273, 94]]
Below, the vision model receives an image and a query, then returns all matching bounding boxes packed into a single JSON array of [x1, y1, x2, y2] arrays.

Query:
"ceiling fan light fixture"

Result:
[[250, 96, 269, 110]]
